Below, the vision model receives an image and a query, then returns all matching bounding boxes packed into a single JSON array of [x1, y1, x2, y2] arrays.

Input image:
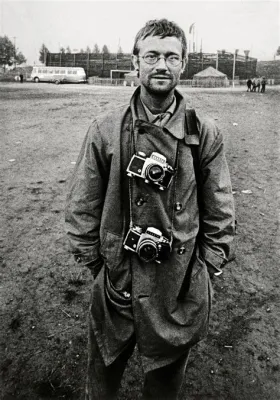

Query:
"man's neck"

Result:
[[140, 86, 175, 114]]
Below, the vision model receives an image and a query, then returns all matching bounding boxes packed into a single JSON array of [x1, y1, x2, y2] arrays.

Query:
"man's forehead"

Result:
[[137, 35, 183, 53]]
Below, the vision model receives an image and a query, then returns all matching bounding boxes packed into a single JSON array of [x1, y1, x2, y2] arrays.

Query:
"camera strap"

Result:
[[184, 109, 203, 217]]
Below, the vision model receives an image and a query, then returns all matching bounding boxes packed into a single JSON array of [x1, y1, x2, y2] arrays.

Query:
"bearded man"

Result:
[[65, 18, 235, 400]]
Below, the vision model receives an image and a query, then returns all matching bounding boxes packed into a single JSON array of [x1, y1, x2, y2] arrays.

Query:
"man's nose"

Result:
[[155, 56, 168, 71]]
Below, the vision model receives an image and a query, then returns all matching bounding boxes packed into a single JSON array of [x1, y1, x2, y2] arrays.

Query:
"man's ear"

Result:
[[131, 54, 139, 71]]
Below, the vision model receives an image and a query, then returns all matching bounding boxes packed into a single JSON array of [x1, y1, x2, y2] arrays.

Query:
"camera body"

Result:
[[126, 151, 175, 190], [123, 225, 171, 263]]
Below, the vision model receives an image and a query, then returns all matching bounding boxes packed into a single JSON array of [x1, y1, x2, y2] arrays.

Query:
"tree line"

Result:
[[0, 36, 26, 70], [0, 36, 123, 69]]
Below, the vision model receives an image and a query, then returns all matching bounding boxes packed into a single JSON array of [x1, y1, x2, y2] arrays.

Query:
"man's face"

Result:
[[132, 35, 186, 95]]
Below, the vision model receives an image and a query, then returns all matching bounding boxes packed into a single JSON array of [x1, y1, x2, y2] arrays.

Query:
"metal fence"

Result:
[[87, 77, 277, 87], [88, 77, 126, 86]]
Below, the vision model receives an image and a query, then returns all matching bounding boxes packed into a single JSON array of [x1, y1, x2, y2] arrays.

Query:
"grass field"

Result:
[[1, 82, 280, 400]]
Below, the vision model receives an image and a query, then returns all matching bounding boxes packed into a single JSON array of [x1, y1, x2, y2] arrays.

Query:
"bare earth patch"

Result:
[[0, 82, 279, 400]]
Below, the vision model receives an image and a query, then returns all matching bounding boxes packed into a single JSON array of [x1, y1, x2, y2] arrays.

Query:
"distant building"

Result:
[[257, 60, 280, 84], [46, 52, 133, 78], [186, 50, 257, 80], [124, 70, 140, 86], [192, 66, 229, 87], [46, 50, 257, 80]]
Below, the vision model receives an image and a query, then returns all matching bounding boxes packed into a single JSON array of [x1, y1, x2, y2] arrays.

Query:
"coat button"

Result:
[[175, 202, 182, 211], [177, 246, 186, 255], [136, 197, 145, 206], [138, 127, 146, 134]]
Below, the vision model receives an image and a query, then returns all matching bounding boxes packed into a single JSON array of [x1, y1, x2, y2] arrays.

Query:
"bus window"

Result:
[[73, 71, 77, 74], [38, 69, 42, 73], [60, 70, 65, 74], [55, 70, 60, 74], [67, 71, 73, 74], [43, 69, 47, 73]]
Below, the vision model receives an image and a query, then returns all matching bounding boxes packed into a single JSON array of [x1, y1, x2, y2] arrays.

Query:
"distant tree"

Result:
[[86, 46, 91, 53], [276, 46, 280, 56], [102, 44, 110, 54], [60, 47, 66, 54], [80, 48, 85, 53], [15, 51, 26, 65], [39, 43, 49, 63], [93, 43, 100, 54], [66, 46, 71, 54], [0, 36, 27, 70]]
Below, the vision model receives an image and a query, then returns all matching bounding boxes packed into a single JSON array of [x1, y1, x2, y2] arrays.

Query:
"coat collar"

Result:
[[129, 86, 200, 146]]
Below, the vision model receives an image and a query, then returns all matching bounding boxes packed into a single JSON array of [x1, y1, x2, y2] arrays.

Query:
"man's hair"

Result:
[[133, 19, 187, 59]]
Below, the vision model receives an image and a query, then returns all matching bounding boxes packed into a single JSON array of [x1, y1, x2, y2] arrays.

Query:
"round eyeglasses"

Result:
[[139, 54, 182, 67]]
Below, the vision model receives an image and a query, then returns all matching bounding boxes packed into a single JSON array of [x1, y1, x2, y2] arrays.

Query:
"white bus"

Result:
[[31, 66, 87, 84]]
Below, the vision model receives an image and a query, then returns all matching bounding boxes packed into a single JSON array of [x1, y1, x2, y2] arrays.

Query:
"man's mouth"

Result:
[[151, 76, 171, 80]]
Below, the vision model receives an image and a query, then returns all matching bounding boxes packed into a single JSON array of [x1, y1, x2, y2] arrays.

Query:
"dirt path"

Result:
[[0, 83, 279, 400]]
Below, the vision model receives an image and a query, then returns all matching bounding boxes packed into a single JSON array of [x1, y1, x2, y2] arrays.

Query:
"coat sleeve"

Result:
[[197, 117, 235, 276], [65, 120, 109, 274]]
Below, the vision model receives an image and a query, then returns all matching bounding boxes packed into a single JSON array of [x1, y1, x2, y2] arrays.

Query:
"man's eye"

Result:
[[168, 55, 180, 61], [145, 55, 157, 61]]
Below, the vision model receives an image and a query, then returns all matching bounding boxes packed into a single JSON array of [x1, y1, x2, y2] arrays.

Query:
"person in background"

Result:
[[19, 73, 23, 83], [256, 77, 261, 93], [246, 78, 252, 92], [65, 18, 235, 400], [260, 77, 267, 93], [251, 77, 257, 92]]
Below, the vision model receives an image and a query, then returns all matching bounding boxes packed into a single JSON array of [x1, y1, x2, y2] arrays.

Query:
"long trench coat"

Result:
[[65, 87, 235, 372]]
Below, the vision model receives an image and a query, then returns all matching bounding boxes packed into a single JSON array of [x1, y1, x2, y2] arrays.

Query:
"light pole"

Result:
[[232, 49, 238, 88], [13, 36, 16, 68]]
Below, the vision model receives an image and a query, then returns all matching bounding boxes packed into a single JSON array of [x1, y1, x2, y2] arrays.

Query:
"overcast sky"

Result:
[[1, 0, 279, 64]]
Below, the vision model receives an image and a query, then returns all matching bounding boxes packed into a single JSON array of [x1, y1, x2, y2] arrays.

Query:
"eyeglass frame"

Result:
[[138, 53, 183, 67]]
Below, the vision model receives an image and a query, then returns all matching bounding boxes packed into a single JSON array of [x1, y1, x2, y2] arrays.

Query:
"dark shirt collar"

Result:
[[140, 96, 177, 125]]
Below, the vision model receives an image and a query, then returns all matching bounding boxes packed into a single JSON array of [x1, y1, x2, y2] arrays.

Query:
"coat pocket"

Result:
[[169, 255, 210, 330], [179, 254, 209, 301]]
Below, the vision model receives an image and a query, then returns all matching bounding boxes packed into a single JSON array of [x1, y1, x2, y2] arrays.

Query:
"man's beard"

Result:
[[144, 74, 177, 96]]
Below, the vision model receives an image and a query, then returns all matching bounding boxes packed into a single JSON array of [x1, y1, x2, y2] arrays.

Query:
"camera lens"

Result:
[[146, 164, 164, 182], [138, 239, 158, 262]]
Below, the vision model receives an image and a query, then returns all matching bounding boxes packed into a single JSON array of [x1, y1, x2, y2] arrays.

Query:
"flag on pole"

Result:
[[189, 23, 195, 34]]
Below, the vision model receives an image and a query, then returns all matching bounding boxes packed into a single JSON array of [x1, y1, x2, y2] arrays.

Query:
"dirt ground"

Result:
[[0, 82, 279, 400]]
